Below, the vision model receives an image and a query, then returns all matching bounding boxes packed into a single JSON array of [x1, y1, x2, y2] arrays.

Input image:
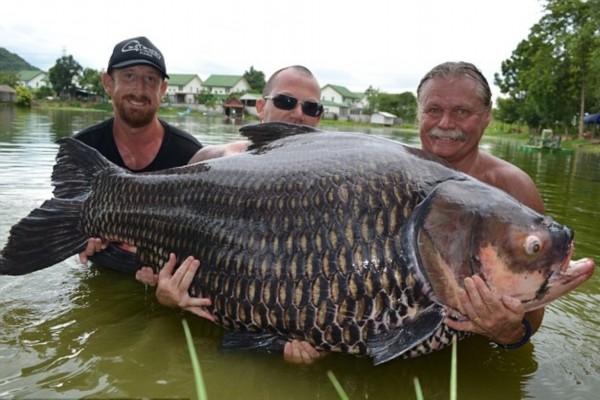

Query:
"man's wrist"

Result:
[[492, 319, 532, 350]]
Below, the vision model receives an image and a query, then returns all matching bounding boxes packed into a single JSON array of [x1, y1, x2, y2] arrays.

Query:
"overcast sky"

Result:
[[2, 0, 545, 100]]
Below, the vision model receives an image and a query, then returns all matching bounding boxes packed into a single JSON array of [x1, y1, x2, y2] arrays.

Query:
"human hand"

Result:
[[135, 266, 159, 286], [79, 237, 107, 264], [155, 253, 214, 322], [444, 275, 526, 344], [283, 340, 326, 365]]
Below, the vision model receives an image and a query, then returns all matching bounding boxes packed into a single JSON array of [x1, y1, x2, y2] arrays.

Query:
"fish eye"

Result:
[[524, 236, 542, 255]]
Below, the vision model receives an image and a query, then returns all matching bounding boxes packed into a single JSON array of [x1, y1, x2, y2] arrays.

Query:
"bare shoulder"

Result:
[[189, 140, 250, 164], [478, 153, 544, 212]]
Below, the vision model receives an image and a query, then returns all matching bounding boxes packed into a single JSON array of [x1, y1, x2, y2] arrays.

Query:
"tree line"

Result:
[[494, 0, 600, 136]]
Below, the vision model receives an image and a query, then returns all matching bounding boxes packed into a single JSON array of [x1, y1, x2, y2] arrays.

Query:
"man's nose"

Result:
[[438, 109, 455, 129], [290, 102, 305, 119]]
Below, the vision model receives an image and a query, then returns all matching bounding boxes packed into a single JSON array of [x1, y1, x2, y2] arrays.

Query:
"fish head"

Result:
[[411, 179, 595, 314]]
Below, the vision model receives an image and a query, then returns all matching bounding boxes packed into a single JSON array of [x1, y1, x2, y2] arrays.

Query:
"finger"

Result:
[[501, 294, 525, 314], [159, 253, 178, 279], [283, 342, 296, 363], [284, 340, 304, 364], [90, 237, 106, 253], [135, 266, 158, 286], [444, 316, 470, 331], [298, 341, 324, 362], [169, 255, 195, 287], [470, 275, 500, 313], [179, 258, 200, 288], [463, 277, 489, 317], [456, 286, 476, 318], [187, 307, 215, 322]]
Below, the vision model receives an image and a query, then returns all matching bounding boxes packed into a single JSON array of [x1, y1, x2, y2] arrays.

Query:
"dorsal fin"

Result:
[[239, 122, 320, 150]]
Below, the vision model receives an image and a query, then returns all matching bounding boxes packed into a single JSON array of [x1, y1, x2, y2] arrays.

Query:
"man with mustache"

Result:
[[76, 36, 203, 271], [416, 61, 545, 351]]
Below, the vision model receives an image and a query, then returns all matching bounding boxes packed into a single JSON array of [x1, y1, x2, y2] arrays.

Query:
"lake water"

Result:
[[0, 108, 598, 399]]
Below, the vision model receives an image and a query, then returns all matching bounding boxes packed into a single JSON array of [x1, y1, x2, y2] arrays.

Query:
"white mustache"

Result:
[[426, 127, 467, 142]]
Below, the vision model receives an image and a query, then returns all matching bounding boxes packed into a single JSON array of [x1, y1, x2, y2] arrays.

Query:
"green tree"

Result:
[[48, 55, 82, 99], [196, 90, 218, 109], [243, 66, 265, 93], [0, 71, 18, 87], [494, 0, 600, 136], [362, 86, 380, 115], [33, 85, 55, 100], [367, 91, 417, 123], [79, 68, 104, 97]]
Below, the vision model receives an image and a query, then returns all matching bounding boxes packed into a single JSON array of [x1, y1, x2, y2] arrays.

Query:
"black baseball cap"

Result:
[[107, 36, 169, 79]]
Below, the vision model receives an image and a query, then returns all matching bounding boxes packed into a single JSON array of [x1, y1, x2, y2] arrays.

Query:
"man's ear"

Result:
[[256, 98, 266, 120], [101, 73, 113, 96]]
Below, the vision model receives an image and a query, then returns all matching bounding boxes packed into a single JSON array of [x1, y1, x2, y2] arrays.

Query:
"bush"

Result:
[[15, 86, 32, 108]]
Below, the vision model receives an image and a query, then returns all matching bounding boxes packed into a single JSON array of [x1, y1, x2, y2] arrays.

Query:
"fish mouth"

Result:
[[523, 247, 595, 311], [547, 257, 595, 286]]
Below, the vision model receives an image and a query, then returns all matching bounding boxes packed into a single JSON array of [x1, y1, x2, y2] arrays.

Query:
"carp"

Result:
[[0, 122, 594, 364]]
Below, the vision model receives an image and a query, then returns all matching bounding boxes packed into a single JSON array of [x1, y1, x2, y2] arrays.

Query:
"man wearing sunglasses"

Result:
[[185, 65, 324, 162], [136, 65, 327, 363]]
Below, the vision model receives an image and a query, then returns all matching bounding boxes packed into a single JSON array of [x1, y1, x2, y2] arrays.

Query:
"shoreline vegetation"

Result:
[[9, 100, 600, 153]]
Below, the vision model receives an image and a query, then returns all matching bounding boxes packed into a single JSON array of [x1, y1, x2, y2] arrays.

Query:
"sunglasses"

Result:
[[264, 94, 324, 118]]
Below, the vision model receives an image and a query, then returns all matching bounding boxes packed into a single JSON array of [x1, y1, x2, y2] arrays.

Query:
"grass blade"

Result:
[[450, 335, 457, 400], [414, 377, 424, 400], [183, 319, 208, 400], [327, 370, 349, 400]]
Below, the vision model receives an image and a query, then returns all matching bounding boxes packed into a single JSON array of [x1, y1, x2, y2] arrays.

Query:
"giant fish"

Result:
[[0, 122, 594, 365]]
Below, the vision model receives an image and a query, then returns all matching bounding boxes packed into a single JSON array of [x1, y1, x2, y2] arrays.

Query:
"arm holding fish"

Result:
[[445, 161, 545, 346]]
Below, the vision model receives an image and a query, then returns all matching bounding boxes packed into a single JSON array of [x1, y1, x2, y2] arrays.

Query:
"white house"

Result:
[[201, 75, 251, 95], [320, 84, 365, 120], [166, 74, 203, 104], [18, 70, 48, 89], [370, 111, 397, 126], [239, 92, 260, 116]]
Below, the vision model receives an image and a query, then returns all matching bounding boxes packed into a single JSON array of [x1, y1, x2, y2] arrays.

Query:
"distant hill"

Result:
[[0, 48, 40, 72]]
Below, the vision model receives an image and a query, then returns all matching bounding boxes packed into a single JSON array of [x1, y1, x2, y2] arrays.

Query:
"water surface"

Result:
[[0, 108, 598, 399]]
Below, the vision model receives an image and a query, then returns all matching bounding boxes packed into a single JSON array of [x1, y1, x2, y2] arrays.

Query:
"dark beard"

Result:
[[115, 95, 157, 128]]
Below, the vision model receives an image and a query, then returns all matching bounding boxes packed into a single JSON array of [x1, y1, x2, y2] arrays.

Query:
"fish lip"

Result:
[[548, 256, 595, 285], [524, 241, 575, 303], [549, 241, 575, 282]]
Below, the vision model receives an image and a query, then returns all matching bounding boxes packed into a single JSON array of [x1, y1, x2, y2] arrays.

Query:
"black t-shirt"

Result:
[[73, 117, 203, 172], [72, 117, 203, 273]]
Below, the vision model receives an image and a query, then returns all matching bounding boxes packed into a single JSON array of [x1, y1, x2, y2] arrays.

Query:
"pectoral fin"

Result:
[[368, 305, 445, 365], [222, 332, 287, 353]]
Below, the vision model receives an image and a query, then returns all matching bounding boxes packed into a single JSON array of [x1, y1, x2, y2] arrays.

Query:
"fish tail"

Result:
[[0, 138, 115, 275], [0, 198, 87, 275]]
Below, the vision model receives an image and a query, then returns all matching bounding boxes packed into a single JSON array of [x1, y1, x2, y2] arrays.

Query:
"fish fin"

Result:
[[89, 244, 144, 275], [0, 198, 88, 275], [368, 305, 445, 365], [239, 121, 320, 150], [52, 138, 121, 198], [222, 331, 287, 353]]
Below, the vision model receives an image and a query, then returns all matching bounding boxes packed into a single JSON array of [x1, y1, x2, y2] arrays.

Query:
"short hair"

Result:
[[262, 65, 318, 97], [416, 61, 492, 108]]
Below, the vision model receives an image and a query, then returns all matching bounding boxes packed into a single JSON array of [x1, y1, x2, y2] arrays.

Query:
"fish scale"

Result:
[[0, 121, 588, 365]]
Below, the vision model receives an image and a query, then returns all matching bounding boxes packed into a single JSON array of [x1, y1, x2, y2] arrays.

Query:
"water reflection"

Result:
[[0, 109, 598, 399]]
